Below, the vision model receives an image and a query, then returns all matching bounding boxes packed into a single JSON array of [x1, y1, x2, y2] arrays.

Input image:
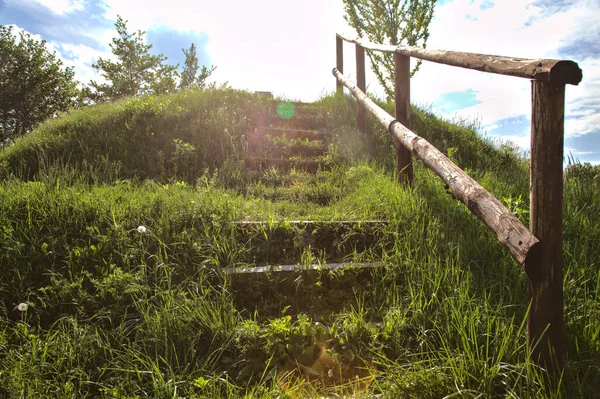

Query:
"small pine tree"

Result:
[[179, 43, 215, 90], [88, 16, 177, 101], [343, 0, 436, 98]]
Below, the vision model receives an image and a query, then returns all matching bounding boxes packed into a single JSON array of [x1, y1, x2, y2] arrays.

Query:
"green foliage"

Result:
[[0, 25, 78, 145], [180, 43, 216, 90], [343, 0, 436, 98], [0, 92, 598, 397], [0, 88, 265, 182], [87, 16, 178, 102], [565, 157, 600, 187], [502, 193, 529, 224]]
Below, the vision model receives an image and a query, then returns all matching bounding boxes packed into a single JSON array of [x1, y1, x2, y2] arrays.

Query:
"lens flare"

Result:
[[277, 101, 296, 120], [276, 342, 376, 397]]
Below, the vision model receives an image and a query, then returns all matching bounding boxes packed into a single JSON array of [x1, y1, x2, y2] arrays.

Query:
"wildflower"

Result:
[[137, 225, 147, 233], [15, 303, 28, 312]]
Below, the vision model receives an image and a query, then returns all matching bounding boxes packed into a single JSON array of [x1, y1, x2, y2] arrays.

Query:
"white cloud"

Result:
[[494, 134, 530, 151], [8, 24, 109, 85], [99, 0, 348, 99], [406, 0, 600, 144], [565, 147, 595, 156], [14, 0, 86, 15], [10, 0, 597, 147], [564, 57, 600, 138], [54, 42, 111, 84], [6, 24, 44, 42]]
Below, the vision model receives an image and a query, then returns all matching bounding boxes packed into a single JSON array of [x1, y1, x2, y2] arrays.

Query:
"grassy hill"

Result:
[[0, 88, 598, 398]]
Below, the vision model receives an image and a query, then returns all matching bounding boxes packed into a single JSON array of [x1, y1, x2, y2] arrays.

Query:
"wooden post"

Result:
[[394, 52, 413, 186], [526, 80, 566, 375], [356, 44, 366, 135], [336, 36, 343, 94]]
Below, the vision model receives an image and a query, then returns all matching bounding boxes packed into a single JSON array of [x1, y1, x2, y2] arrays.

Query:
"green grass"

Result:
[[0, 89, 598, 398]]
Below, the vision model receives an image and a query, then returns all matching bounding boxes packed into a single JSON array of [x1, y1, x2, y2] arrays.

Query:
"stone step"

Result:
[[232, 220, 393, 265], [227, 261, 384, 316], [249, 137, 328, 158], [225, 261, 384, 275], [233, 220, 389, 230], [248, 102, 329, 131], [245, 156, 329, 172], [246, 126, 332, 172], [254, 127, 334, 140]]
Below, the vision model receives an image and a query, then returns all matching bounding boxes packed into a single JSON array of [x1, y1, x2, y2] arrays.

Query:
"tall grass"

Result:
[[0, 89, 598, 397]]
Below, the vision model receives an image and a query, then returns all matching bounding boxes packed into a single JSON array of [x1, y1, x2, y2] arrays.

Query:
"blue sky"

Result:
[[1, 0, 598, 164], [408, 0, 599, 164], [0, 0, 211, 81]]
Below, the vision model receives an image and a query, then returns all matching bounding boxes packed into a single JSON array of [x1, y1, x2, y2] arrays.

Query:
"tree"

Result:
[[0, 25, 78, 145], [343, 0, 436, 98], [89, 16, 177, 101], [179, 43, 215, 90]]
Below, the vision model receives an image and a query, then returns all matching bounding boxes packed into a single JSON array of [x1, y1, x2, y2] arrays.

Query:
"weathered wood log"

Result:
[[336, 36, 343, 94], [336, 33, 582, 85], [333, 67, 539, 265], [356, 44, 367, 135], [394, 52, 413, 186], [526, 80, 566, 374]]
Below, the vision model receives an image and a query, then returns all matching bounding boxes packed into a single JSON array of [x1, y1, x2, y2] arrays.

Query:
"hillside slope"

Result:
[[0, 88, 598, 398]]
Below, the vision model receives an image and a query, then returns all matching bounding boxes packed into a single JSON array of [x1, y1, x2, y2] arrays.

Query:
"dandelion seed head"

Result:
[[137, 225, 147, 233], [17, 303, 28, 312]]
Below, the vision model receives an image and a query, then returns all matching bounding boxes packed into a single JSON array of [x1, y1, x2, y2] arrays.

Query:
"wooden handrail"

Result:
[[333, 67, 539, 265], [336, 33, 582, 85], [334, 30, 580, 375]]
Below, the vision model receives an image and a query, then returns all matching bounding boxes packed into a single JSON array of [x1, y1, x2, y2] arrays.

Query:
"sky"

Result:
[[1, 0, 599, 164]]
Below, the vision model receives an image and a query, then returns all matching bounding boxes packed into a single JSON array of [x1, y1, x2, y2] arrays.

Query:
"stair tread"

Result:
[[232, 220, 389, 225], [225, 261, 385, 275], [256, 126, 334, 135], [246, 156, 328, 162]]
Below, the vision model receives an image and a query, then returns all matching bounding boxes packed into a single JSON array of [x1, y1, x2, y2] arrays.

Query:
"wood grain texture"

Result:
[[333, 67, 539, 265], [336, 33, 582, 85], [356, 44, 366, 135], [336, 36, 343, 94], [394, 52, 413, 186], [526, 80, 566, 373]]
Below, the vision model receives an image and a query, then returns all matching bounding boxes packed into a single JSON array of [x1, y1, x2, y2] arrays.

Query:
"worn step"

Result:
[[233, 220, 389, 228], [245, 156, 330, 172], [225, 261, 384, 275], [249, 135, 328, 158], [254, 127, 333, 140], [232, 220, 392, 266], [248, 102, 330, 131], [227, 261, 385, 317], [246, 126, 333, 173]]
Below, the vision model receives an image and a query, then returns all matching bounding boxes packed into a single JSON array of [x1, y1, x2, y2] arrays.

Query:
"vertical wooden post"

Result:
[[356, 44, 366, 135], [336, 36, 343, 94], [527, 80, 566, 375], [394, 53, 413, 186]]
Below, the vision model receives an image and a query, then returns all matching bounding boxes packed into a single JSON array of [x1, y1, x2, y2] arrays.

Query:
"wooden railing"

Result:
[[334, 32, 582, 375]]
